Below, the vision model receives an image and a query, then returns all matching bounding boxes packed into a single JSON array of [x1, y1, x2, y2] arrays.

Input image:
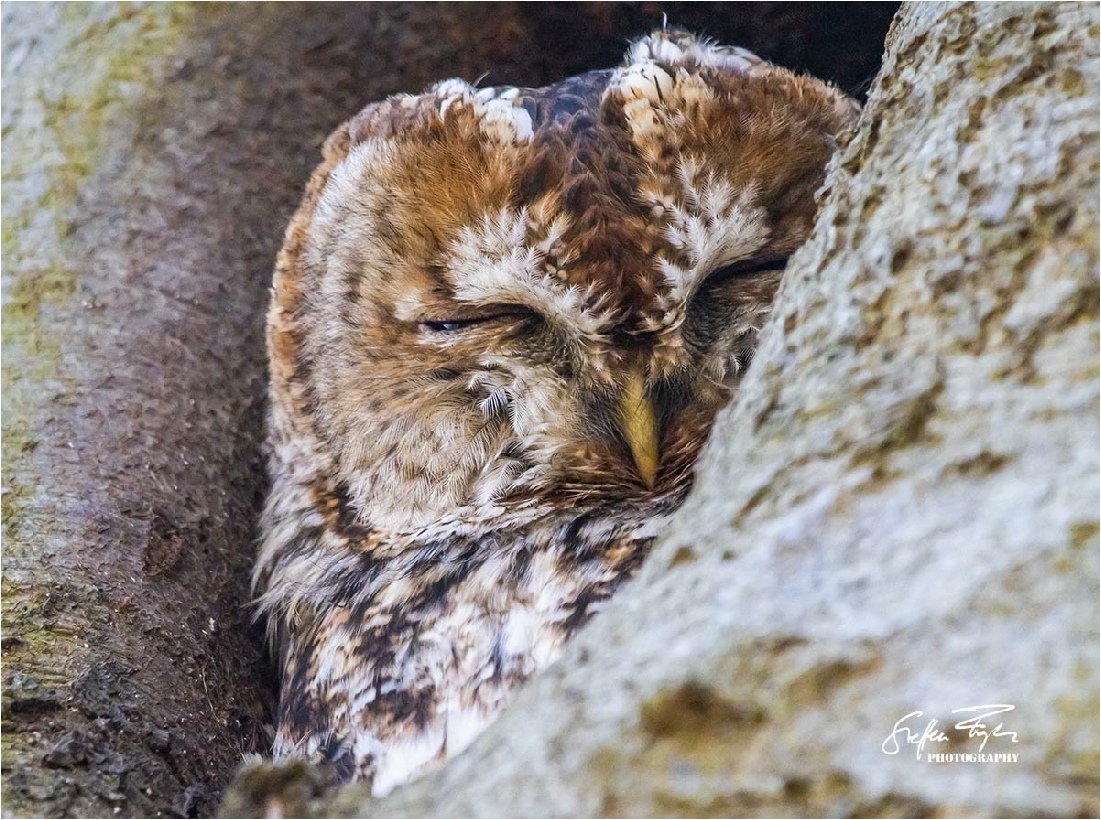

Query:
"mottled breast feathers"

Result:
[[255, 28, 857, 797]]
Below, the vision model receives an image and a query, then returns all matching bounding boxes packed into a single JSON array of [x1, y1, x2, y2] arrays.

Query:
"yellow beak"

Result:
[[616, 371, 659, 488]]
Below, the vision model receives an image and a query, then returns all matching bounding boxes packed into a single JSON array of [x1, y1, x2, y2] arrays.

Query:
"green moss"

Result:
[[2, 10, 233, 794], [1069, 521, 1099, 550], [1, 3, 204, 548]]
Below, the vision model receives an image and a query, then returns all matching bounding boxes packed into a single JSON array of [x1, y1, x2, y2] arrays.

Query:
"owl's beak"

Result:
[[616, 371, 659, 488]]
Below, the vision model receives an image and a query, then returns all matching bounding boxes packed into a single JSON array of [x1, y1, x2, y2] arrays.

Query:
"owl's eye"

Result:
[[707, 255, 790, 284], [423, 317, 490, 333], [420, 305, 537, 333]]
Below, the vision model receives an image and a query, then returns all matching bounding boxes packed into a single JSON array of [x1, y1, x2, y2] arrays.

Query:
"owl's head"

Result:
[[269, 30, 858, 533]]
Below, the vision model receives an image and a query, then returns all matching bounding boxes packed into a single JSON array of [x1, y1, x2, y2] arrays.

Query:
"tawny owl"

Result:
[[253, 29, 857, 797]]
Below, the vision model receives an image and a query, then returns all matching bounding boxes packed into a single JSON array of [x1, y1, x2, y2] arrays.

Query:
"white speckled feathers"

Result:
[[255, 28, 857, 795]]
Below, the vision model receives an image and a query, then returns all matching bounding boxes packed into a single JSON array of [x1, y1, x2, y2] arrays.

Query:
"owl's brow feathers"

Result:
[[315, 34, 838, 345]]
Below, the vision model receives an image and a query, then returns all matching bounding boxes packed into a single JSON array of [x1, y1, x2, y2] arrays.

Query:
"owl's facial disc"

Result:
[[288, 41, 857, 531]]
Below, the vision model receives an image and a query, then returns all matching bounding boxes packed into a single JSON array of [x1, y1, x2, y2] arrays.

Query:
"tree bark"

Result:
[[327, 2, 1098, 817], [0, 4, 897, 817]]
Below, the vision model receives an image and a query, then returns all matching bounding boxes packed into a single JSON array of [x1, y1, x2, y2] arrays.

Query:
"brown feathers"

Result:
[[256, 29, 857, 795]]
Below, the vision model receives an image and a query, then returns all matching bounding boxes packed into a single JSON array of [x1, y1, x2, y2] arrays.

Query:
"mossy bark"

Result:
[[327, 2, 1098, 817], [0, 3, 897, 817]]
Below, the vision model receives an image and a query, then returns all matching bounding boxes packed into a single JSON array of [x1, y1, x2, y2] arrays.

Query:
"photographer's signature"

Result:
[[882, 704, 1019, 759]]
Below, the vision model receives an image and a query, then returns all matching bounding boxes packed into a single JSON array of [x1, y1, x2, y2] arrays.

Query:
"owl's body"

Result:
[[255, 30, 856, 796]]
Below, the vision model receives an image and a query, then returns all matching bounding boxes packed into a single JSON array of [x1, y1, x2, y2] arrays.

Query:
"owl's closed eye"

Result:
[[255, 27, 857, 795]]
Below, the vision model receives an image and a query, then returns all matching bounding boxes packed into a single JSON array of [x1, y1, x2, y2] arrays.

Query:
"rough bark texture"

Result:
[[0, 4, 897, 817], [322, 2, 1097, 817]]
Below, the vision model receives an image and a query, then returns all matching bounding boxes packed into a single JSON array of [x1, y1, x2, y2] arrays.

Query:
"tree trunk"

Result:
[[0, 4, 897, 817], [328, 2, 1099, 817]]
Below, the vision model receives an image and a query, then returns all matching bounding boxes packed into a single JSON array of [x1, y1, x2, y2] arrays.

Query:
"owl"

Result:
[[252, 28, 857, 797]]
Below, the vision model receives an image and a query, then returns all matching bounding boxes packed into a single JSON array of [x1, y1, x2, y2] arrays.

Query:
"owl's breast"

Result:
[[273, 499, 670, 795]]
